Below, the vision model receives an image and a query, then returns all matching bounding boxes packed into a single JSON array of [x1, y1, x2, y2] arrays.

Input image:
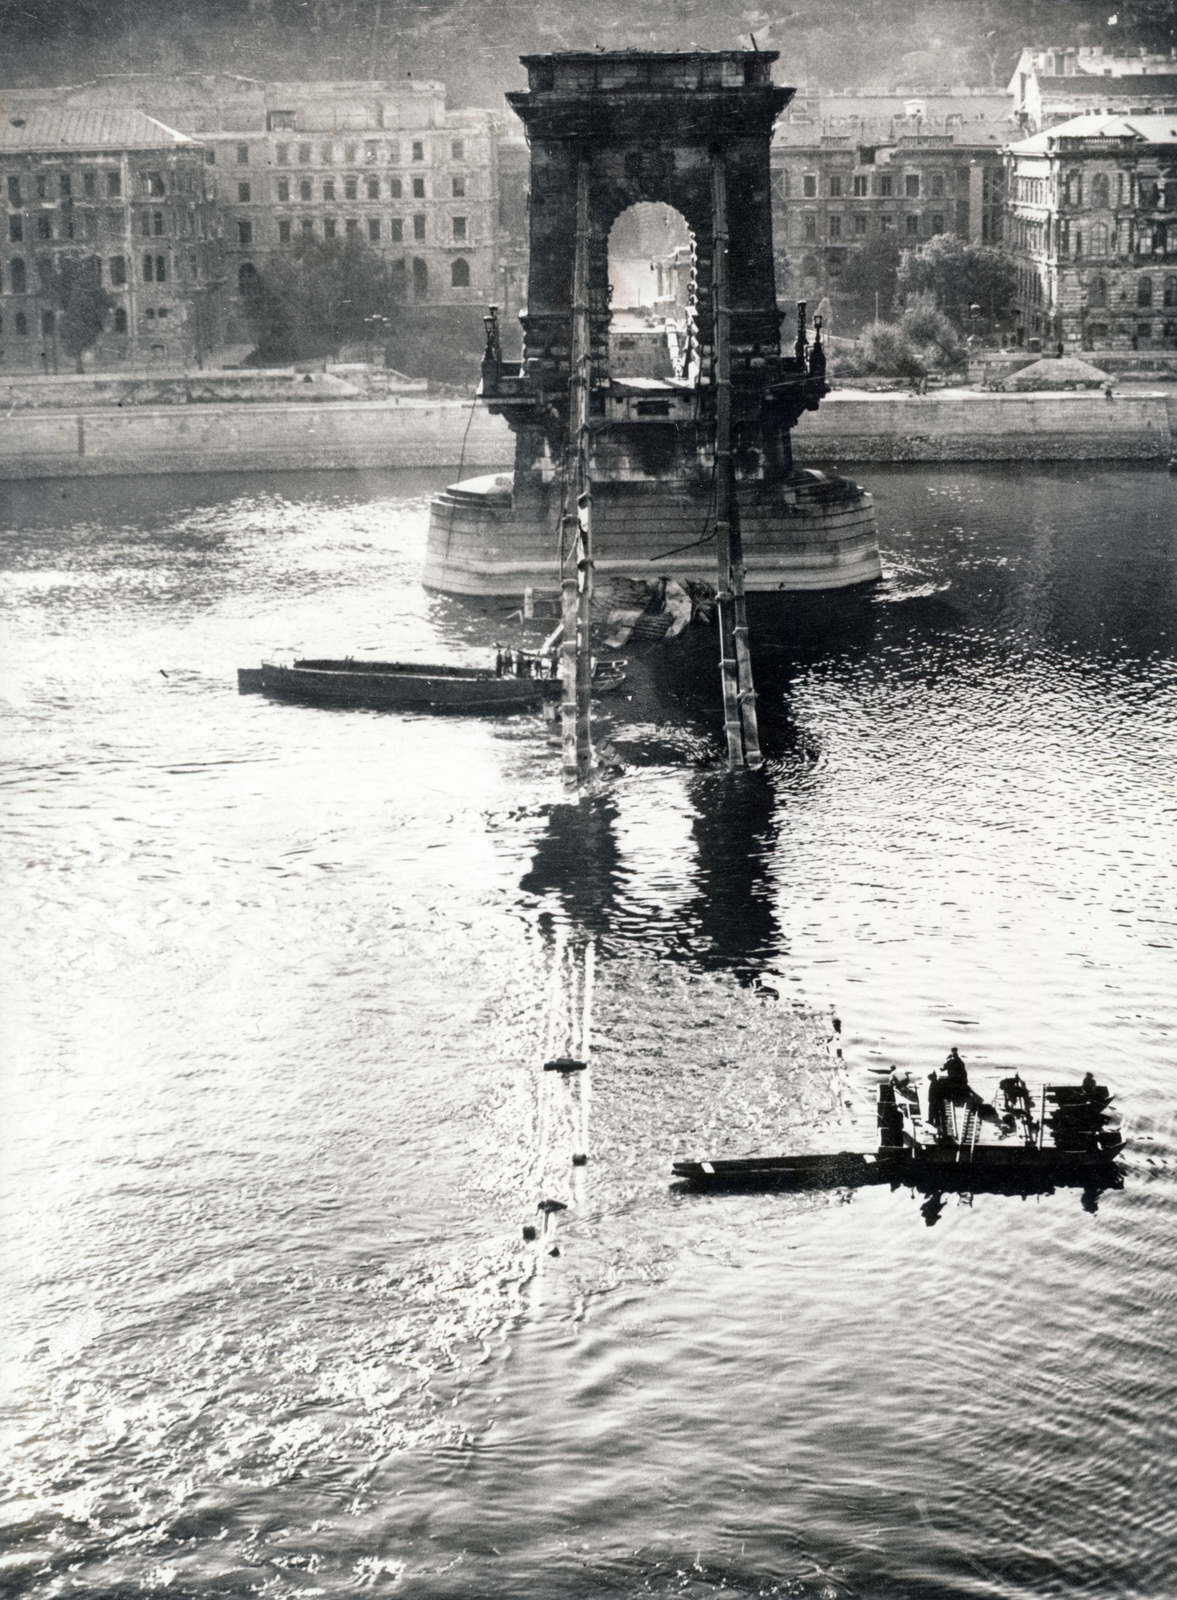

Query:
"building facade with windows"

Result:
[[0, 106, 224, 372], [196, 81, 506, 340], [1005, 114, 1177, 352], [770, 89, 1010, 307], [25, 75, 515, 348]]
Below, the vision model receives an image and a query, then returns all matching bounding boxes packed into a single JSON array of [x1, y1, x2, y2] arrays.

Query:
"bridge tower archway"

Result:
[[504, 51, 794, 495], [607, 202, 696, 380]]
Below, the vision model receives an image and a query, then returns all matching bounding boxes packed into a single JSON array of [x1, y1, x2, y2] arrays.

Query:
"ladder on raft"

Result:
[[956, 1102, 982, 1163]]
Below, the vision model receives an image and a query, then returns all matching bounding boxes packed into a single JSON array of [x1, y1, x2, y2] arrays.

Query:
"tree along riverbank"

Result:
[[0, 389, 1171, 480]]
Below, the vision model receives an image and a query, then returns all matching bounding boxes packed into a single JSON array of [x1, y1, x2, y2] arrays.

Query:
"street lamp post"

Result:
[[364, 313, 390, 366]]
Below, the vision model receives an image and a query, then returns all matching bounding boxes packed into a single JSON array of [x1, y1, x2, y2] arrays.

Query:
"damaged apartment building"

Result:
[[0, 105, 224, 374], [1004, 46, 1177, 354], [3, 72, 528, 373], [770, 86, 1012, 315]]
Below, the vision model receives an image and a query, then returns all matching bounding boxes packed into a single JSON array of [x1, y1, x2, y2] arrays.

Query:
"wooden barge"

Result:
[[238, 653, 623, 713]]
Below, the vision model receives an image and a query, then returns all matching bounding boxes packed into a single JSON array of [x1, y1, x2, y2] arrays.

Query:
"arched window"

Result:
[[450, 257, 470, 288], [1090, 223, 1108, 257], [391, 258, 407, 296], [1164, 277, 1177, 308], [1066, 170, 1082, 207], [1092, 173, 1110, 209], [15, 310, 28, 335], [237, 262, 258, 290], [412, 257, 428, 299], [9, 257, 26, 295], [1138, 277, 1153, 308], [1089, 275, 1108, 309]]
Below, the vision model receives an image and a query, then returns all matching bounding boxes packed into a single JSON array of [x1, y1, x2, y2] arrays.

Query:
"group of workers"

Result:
[[922, 1047, 988, 1138], [494, 646, 557, 680], [915, 1049, 1043, 1143], [914, 1051, 1110, 1146]]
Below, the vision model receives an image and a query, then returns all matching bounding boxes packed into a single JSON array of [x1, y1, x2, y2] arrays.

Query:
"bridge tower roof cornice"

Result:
[[509, 49, 793, 142]]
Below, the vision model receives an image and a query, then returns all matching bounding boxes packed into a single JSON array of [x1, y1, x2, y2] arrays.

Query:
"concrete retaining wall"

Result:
[[0, 389, 1171, 481], [0, 398, 515, 479], [792, 390, 1173, 462]]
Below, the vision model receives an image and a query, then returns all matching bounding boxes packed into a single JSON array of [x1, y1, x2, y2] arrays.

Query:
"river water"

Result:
[[1, 462, 1174, 1600]]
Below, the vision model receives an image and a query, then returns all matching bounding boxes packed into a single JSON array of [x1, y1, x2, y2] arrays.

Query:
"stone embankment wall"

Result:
[[0, 398, 512, 479], [792, 390, 1173, 462], [0, 390, 1171, 480], [0, 370, 369, 410]]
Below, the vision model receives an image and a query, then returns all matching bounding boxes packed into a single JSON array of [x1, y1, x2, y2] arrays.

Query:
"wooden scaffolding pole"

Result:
[[711, 153, 763, 772], [560, 577, 579, 783], [562, 147, 595, 791]]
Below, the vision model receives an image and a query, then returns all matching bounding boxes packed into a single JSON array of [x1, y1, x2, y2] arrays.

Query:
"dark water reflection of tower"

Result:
[[521, 799, 624, 941], [681, 773, 780, 979], [521, 777, 780, 980]]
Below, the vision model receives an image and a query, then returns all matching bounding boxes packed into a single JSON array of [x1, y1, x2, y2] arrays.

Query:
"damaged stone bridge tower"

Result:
[[507, 49, 799, 502], [425, 50, 880, 602]]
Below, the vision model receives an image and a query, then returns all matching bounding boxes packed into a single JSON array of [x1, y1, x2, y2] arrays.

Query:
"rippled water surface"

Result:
[[2, 462, 1175, 1599]]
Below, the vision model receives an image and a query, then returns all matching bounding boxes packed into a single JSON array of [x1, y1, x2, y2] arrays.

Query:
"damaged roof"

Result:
[[0, 106, 196, 153]]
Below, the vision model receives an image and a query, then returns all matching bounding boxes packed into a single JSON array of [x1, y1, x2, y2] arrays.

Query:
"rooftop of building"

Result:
[[0, 77, 508, 142], [785, 88, 1012, 108], [1009, 45, 1177, 86], [0, 72, 448, 97], [1009, 112, 1177, 154], [775, 88, 1015, 146], [775, 124, 1010, 150], [1032, 72, 1177, 102], [0, 106, 195, 152]]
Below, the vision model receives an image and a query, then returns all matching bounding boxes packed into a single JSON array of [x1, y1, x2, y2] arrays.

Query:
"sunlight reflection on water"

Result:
[[1, 463, 1175, 1599]]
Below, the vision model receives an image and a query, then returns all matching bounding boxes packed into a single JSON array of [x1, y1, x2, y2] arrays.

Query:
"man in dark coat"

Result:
[[943, 1047, 969, 1099]]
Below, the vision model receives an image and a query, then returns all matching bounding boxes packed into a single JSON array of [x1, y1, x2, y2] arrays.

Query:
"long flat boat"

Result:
[[238, 656, 625, 713], [673, 1072, 1124, 1201], [244, 658, 551, 713], [672, 1150, 887, 1191]]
